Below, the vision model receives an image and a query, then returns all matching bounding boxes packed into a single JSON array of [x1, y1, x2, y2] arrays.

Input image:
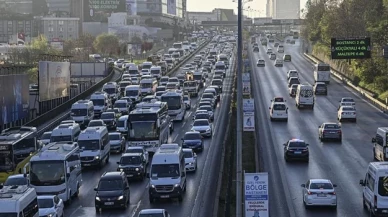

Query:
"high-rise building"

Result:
[[46, 0, 70, 13], [271, 0, 300, 19]]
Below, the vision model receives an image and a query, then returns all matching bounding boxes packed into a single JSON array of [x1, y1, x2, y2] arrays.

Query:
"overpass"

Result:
[[199, 19, 304, 27]]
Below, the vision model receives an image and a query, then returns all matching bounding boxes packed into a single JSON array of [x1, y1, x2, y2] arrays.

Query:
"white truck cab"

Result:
[[150, 66, 162, 79]]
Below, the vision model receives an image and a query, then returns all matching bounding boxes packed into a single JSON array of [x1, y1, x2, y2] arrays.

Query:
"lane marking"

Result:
[[130, 200, 142, 217], [67, 205, 82, 217]]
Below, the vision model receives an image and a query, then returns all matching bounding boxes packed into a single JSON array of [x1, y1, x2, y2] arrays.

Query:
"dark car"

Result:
[[314, 82, 328, 95], [100, 112, 117, 130], [283, 139, 309, 162], [318, 123, 342, 142], [211, 79, 223, 92], [94, 172, 130, 211], [117, 153, 147, 180], [181, 131, 204, 152], [253, 46, 259, 52]]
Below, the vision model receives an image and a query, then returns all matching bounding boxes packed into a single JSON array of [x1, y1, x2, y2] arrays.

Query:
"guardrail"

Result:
[[304, 53, 388, 113], [28, 40, 210, 136]]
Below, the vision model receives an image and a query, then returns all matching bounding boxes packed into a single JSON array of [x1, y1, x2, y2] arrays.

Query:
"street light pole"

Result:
[[236, 0, 243, 217]]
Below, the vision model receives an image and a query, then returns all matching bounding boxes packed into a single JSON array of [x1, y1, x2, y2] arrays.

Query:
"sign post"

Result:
[[244, 172, 269, 217], [330, 37, 371, 59]]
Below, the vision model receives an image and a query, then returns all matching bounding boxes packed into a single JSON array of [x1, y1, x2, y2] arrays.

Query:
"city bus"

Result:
[[161, 90, 186, 121], [128, 101, 171, 155], [0, 126, 39, 183]]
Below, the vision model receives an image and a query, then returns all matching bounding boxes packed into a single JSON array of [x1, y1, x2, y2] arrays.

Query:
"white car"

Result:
[[131, 77, 139, 84], [38, 195, 65, 217], [274, 59, 283, 67], [198, 105, 214, 121], [141, 69, 150, 75], [191, 119, 212, 137], [339, 97, 355, 108], [266, 48, 272, 54], [138, 209, 170, 217], [39, 131, 52, 146], [183, 148, 197, 172], [193, 110, 209, 120], [301, 179, 337, 209], [182, 64, 195, 71], [159, 76, 169, 86], [184, 94, 191, 109], [289, 84, 298, 97], [287, 70, 298, 79], [337, 106, 356, 122], [269, 102, 288, 122]]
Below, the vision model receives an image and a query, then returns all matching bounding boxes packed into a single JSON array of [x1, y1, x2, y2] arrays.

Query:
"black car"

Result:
[[283, 139, 309, 162], [94, 172, 130, 211], [117, 153, 147, 180], [181, 131, 204, 152], [253, 46, 259, 52], [314, 82, 328, 95], [100, 112, 117, 130]]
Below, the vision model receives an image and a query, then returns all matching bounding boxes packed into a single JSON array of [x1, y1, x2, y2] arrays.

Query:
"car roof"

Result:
[[340, 106, 355, 109], [289, 139, 305, 143], [185, 131, 201, 135], [122, 153, 142, 157], [7, 174, 25, 179], [323, 122, 340, 125], [101, 172, 123, 179], [108, 132, 121, 136], [139, 209, 165, 214], [309, 179, 332, 184], [126, 146, 144, 150], [37, 195, 56, 200], [102, 112, 115, 115], [182, 148, 194, 153], [194, 119, 209, 122]]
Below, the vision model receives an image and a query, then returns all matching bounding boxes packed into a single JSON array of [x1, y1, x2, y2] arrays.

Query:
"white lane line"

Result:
[[130, 200, 142, 217], [68, 205, 82, 217], [173, 134, 178, 142]]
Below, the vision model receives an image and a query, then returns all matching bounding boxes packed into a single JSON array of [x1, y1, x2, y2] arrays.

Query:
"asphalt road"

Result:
[[250, 36, 388, 217], [64, 45, 235, 217]]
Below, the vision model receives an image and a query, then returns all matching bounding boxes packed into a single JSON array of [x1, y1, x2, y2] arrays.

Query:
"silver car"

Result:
[[108, 132, 125, 153], [39, 131, 52, 146], [183, 148, 197, 172], [191, 119, 212, 137], [301, 179, 337, 209]]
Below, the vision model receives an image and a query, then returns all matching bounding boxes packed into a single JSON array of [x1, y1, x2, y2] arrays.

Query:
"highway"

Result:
[[250, 36, 388, 217], [63, 43, 235, 217]]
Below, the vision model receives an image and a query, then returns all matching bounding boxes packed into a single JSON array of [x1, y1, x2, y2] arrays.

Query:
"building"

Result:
[[136, 0, 186, 25], [187, 8, 237, 24], [270, 0, 300, 19], [213, 8, 237, 21], [108, 13, 127, 28], [0, 16, 37, 44], [3, 0, 33, 14], [46, 0, 70, 13], [39, 17, 79, 42], [266, 0, 272, 17]]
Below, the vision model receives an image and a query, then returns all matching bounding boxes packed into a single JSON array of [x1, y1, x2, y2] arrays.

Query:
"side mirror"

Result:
[[301, 184, 305, 187], [116, 162, 120, 165], [372, 138, 376, 143], [125, 186, 130, 190], [360, 180, 365, 186], [146, 173, 150, 178], [94, 187, 98, 191], [318, 126, 321, 128], [306, 144, 309, 146], [66, 173, 70, 178], [181, 172, 185, 177], [333, 184, 337, 187], [283, 143, 286, 146]]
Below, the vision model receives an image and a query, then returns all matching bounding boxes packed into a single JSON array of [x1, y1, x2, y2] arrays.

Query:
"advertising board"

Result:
[[243, 98, 254, 112], [167, 0, 176, 15], [83, 0, 126, 22], [70, 62, 107, 78], [38, 61, 70, 101], [244, 172, 269, 217], [331, 37, 371, 59], [126, 0, 137, 16], [137, 0, 162, 14], [243, 112, 255, 131], [0, 74, 29, 125]]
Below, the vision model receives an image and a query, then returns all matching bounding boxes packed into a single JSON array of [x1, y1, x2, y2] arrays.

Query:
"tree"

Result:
[[31, 34, 49, 52], [93, 33, 120, 55], [76, 33, 95, 50]]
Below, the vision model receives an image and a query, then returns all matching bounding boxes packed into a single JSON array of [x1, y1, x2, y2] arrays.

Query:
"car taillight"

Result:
[[307, 191, 314, 195], [337, 130, 342, 134], [328, 192, 336, 195], [302, 149, 308, 152]]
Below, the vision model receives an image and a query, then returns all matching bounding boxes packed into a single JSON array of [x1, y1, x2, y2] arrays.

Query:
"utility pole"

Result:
[[236, 0, 243, 216]]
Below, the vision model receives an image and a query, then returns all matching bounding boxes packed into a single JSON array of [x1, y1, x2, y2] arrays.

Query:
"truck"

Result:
[[313, 63, 331, 84]]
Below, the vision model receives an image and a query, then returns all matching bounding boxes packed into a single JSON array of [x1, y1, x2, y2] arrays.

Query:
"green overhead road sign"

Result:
[[331, 38, 371, 59]]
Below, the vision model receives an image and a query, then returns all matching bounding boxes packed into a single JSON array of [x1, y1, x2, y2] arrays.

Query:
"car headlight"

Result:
[[120, 168, 124, 172], [95, 196, 101, 201], [117, 195, 124, 200], [135, 168, 139, 171], [151, 185, 155, 188], [189, 162, 193, 165], [206, 128, 211, 132], [174, 184, 180, 188], [46, 213, 56, 217], [58, 188, 66, 194], [95, 155, 100, 160]]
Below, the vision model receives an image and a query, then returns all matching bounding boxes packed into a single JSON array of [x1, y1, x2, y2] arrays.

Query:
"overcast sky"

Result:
[[187, 0, 308, 17]]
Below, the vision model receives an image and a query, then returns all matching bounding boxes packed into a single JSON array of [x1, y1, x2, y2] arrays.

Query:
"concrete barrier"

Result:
[[303, 53, 388, 113]]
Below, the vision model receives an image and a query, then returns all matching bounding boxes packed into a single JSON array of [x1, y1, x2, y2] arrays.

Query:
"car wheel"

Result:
[[270, 117, 274, 121], [363, 197, 368, 210], [178, 194, 183, 202], [149, 195, 154, 204], [303, 199, 309, 209]]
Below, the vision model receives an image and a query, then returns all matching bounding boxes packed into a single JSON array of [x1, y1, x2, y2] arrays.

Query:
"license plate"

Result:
[[330, 131, 336, 134], [160, 195, 170, 198], [84, 164, 91, 166], [104, 202, 114, 205], [318, 194, 326, 197], [294, 151, 302, 154], [127, 174, 133, 177]]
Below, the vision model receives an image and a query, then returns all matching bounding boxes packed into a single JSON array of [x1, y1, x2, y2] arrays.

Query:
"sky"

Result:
[[187, 0, 308, 17]]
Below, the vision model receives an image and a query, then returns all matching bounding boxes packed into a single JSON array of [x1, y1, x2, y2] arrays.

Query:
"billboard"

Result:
[[167, 0, 176, 15], [244, 172, 269, 217], [126, 0, 137, 16], [331, 37, 371, 59], [137, 0, 162, 14], [0, 74, 30, 125], [38, 61, 70, 101], [83, 0, 126, 22], [70, 62, 107, 78]]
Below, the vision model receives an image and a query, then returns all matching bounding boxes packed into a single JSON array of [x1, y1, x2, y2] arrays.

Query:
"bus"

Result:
[[29, 142, 82, 203], [161, 90, 186, 121], [128, 101, 171, 155], [0, 126, 39, 183]]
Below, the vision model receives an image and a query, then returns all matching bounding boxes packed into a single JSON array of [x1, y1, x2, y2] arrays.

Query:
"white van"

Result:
[[372, 127, 388, 161], [50, 123, 81, 143], [147, 144, 186, 203], [102, 82, 120, 101], [172, 52, 181, 62], [0, 185, 39, 217], [125, 85, 141, 102], [90, 92, 110, 118], [117, 115, 129, 135], [70, 100, 94, 127], [140, 78, 158, 96], [277, 45, 284, 53], [295, 84, 315, 109], [78, 126, 110, 168], [314, 63, 331, 84], [360, 162, 388, 216], [168, 48, 177, 55], [142, 62, 153, 71], [269, 102, 288, 121], [128, 65, 139, 77], [150, 66, 162, 79]]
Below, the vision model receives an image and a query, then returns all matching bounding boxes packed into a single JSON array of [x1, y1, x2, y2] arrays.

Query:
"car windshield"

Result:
[[161, 78, 169, 82], [4, 177, 27, 186], [194, 120, 208, 126], [196, 114, 208, 119], [343, 98, 354, 102], [309, 182, 333, 190], [202, 94, 214, 99], [288, 142, 306, 147], [169, 78, 178, 83], [139, 214, 164, 217], [150, 164, 180, 178], [199, 106, 212, 112], [37, 198, 53, 209], [184, 151, 193, 158], [109, 134, 121, 141], [212, 80, 222, 86], [342, 107, 355, 111], [184, 133, 201, 140], [129, 122, 158, 139], [101, 113, 114, 119], [89, 121, 103, 127], [114, 102, 127, 108], [40, 133, 51, 140], [120, 156, 142, 165], [324, 124, 340, 129], [98, 179, 123, 191], [125, 148, 142, 154], [78, 140, 100, 150], [273, 104, 286, 110]]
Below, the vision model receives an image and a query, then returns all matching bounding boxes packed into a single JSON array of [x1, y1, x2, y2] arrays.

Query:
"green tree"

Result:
[[31, 34, 49, 52], [93, 33, 120, 55]]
